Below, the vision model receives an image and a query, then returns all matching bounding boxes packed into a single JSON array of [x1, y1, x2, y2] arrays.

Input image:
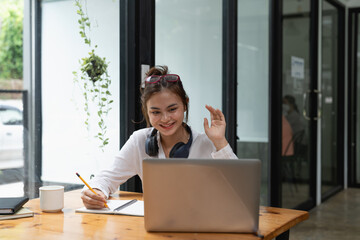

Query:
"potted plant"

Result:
[[73, 0, 113, 149]]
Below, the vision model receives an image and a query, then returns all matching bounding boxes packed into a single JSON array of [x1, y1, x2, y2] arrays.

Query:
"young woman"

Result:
[[81, 65, 237, 209]]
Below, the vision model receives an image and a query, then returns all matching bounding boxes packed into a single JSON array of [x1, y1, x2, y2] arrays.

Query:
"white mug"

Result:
[[39, 185, 64, 212]]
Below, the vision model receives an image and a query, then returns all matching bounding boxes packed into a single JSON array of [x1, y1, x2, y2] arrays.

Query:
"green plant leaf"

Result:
[[73, 0, 114, 149]]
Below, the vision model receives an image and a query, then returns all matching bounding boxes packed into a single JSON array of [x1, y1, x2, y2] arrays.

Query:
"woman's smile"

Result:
[[159, 122, 175, 130]]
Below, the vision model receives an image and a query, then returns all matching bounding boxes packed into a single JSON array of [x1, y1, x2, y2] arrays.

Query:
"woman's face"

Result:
[[146, 89, 185, 137]]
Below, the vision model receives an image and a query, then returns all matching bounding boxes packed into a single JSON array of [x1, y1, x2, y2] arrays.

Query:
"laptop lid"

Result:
[[143, 158, 261, 233]]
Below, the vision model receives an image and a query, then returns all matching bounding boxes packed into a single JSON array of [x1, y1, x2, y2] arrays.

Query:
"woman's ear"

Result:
[[184, 98, 189, 112]]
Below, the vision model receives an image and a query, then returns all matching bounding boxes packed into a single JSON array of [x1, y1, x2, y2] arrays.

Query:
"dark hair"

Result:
[[140, 65, 189, 127], [284, 95, 299, 113]]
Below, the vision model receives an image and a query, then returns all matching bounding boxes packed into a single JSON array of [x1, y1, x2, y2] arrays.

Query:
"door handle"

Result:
[[303, 89, 322, 120], [313, 89, 322, 120], [303, 90, 311, 120]]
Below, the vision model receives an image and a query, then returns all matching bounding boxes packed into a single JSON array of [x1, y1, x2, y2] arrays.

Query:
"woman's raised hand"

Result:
[[203, 105, 228, 151]]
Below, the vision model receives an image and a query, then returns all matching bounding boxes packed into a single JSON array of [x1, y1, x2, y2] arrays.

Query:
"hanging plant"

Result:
[[73, 0, 113, 149]]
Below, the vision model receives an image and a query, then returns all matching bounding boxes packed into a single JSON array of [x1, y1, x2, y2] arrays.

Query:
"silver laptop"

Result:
[[142, 158, 261, 233]]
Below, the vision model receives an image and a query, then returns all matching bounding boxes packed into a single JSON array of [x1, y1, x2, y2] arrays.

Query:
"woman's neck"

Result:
[[160, 124, 189, 150]]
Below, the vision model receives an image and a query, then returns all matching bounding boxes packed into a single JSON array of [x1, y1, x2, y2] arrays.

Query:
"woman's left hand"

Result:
[[203, 105, 229, 151]]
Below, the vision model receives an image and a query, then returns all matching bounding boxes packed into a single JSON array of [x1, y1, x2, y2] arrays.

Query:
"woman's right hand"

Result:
[[81, 188, 108, 209]]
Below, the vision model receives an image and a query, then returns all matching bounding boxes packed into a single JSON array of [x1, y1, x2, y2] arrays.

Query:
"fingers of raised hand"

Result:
[[206, 105, 225, 120], [212, 108, 225, 122], [204, 118, 210, 130], [205, 105, 214, 119], [217, 109, 225, 121], [206, 105, 220, 120]]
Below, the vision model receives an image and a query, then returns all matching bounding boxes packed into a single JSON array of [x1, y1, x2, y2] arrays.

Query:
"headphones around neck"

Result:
[[145, 124, 193, 158]]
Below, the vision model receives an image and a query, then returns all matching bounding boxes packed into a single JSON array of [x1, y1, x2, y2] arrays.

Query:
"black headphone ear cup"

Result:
[[145, 130, 159, 156], [169, 142, 185, 158]]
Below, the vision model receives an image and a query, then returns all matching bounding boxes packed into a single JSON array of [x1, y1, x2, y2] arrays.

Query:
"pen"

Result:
[[76, 172, 109, 208], [114, 199, 137, 212]]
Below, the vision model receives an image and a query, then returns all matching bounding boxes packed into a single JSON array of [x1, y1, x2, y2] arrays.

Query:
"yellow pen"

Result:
[[76, 172, 109, 208]]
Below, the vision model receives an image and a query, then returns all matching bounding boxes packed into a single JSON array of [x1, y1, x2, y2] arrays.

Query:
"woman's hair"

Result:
[[140, 65, 189, 127], [284, 95, 299, 113]]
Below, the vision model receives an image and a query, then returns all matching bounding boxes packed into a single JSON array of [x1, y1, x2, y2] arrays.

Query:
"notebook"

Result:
[[76, 199, 144, 216], [0, 197, 29, 214], [143, 158, 261, 233], [0, 208, 34, 221]]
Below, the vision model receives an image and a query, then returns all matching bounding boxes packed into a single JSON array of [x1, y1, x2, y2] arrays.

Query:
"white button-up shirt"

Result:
[[86, 127, 238, 198]]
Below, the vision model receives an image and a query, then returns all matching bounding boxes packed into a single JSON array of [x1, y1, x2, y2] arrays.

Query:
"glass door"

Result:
[[349, 8, 360, 187], [320, 0, 344, 199], [281, 0, 314, 209], [280, 0, 344, 209]]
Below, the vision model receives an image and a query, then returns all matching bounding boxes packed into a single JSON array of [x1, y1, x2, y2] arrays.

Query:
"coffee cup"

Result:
[[39, 185, 64, 212]]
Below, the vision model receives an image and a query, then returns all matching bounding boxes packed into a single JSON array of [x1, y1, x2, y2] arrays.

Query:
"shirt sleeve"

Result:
[[211, 144, 238, 159], [82, 132, 141, 198]]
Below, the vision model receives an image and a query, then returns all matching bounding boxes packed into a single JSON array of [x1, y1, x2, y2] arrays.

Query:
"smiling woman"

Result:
[[145, 89, 189, 158], [80, 65, 238, 209]]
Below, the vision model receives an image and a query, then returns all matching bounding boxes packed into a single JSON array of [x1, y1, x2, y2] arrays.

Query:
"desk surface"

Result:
[[0, 190, 308, 240]]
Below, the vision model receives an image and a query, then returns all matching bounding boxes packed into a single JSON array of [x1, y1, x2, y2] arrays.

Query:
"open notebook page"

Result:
[[75, 200, 144, 216]]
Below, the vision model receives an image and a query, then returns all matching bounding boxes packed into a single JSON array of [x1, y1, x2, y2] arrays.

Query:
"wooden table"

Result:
[[0, 190, 308, 240]]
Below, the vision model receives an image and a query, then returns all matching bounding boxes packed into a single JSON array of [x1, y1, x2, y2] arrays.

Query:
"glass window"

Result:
[[41, 0, 120, 187], [0, 0, 24, 197], [237, 0, 269, 205], [0, 108, 22, 125], [155, 0, 222, 132], [0, 0, 23, 90]]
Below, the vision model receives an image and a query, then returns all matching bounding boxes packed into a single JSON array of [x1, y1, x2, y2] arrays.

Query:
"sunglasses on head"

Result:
[[145, 74, 181, 85]]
